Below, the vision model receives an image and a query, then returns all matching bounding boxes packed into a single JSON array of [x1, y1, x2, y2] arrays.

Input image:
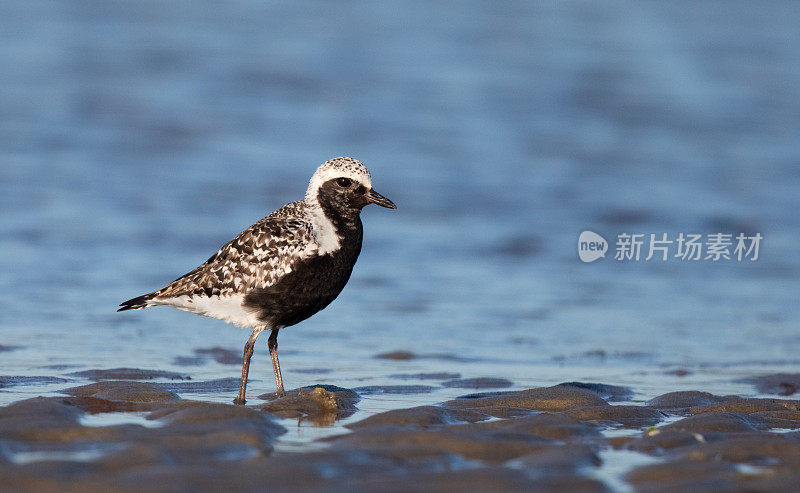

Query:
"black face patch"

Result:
[[318, 178, 370, 212]]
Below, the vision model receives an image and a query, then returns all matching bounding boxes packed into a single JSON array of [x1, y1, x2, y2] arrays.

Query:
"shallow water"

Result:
[[2, 0, 800, 481]]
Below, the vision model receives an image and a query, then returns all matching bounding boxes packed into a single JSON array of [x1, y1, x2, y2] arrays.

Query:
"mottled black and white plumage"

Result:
[[119, 157, 396, 403]]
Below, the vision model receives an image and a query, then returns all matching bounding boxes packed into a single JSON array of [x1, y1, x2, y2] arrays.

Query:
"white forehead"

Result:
[[305, 157, 372, 200]]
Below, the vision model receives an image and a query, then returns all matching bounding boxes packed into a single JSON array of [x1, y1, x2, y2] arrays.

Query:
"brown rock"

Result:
[[106, 402, 285, 467], [512, 444, 601, 474], [442, 377, 513, 389], [388, 372, 461, 381], [555, 382, 633, 402], [683, 433, 800, 466], [67, 368, 189, 381], [258, 385, 359, 424], [0, 397, 135, 444], [355, 467, 608, 493], [605, 436, 633, 449], [665, 369, 692, 377], [172, 356, 206, 367], [647, 391, 721, 411], [565, 405, 664, 428], [627, 459, 739, 491], [194, 347, 241, 365], [743, 373, 800, 396], [353, 385, 436, 395], [0, 397, 81, 439], [746, 471, 800, 492], [752, 410, 800, 429], [346, 405, 486, 429], [0, 376, 69, 388], [443, 385, 609, 413], [156, 401, 283, 429], [291, 368, 332, 375], [330, 423, 560, 463], [691, 396, 800, 414], [374, 350, 417, 360], [153, 378, 241, 394], [660, 412, 767, 434], [62, 381, 180, 403], [457, 405, 533, 420], [490, 413, 602, 441], [627, 429, 708, 453]]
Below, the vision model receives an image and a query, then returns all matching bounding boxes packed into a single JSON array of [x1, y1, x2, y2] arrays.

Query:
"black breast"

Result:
[[242, 218, 363, 328]]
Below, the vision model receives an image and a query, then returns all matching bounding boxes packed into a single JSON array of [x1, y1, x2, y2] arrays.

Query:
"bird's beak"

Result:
[[367, 189, 397, 209]]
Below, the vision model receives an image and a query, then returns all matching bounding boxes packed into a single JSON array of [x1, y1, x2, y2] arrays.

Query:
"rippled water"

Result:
[[2, 0, 800, 460]]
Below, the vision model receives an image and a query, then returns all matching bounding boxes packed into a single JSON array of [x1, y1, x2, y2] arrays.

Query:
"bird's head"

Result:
[[306, 157, 396, 213]]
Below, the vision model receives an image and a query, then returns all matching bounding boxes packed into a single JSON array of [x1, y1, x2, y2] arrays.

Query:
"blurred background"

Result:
[[1, 1, 799, 415]]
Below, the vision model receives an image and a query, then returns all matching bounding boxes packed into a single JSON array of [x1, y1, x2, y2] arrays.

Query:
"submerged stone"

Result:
[[627, 429, 708, 453], [660, 412, 768, 434], [330, 423, 560, 463], [153, 378, 241, 394], [481, 412, 602, 441], [374, 350, 417, 360], [362, 467, 607, 493], [389, 372, 462, 381], [173, 356, 206, 367], [646, 391, 722, 411], [691, 396, 800, 415], [257, 385, 359, 424], [353, 385, 436, 395], [627, 459, 739, 491], [62, 381, 180, 408], [194, 347, 241, 365], [0, 397, 82, 440], [743, 373, 800, 396], [346, 405, 486, 429], [442, 378, 513, 389], [511, 444, 602, 473], [0, 376, 69, 388], [68, 368, 189, 381], [444, 385, 609, 413], [555, 382, 633, 402], [565, 405, 664, 428]]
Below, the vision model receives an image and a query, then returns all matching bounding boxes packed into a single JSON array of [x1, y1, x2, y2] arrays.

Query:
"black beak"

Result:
[[367, 189, 397, 209]]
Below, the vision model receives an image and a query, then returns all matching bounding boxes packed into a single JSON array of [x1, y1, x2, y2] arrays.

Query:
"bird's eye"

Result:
[[336, 177, 352, 187]]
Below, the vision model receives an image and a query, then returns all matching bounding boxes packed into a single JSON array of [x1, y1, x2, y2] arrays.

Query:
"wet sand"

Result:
[[3, 2, 800, 489], [2, 369, 800, 492]]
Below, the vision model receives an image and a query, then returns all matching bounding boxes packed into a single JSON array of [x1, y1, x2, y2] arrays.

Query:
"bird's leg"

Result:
[[268, 328, 286, 397], [235, 327, 264, 405]]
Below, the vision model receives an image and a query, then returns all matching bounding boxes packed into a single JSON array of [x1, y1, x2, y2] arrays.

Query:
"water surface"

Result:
[[2, 1, 800, 465]]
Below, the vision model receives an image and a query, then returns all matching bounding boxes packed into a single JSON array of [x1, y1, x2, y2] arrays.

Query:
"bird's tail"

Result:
[[118, 293, 156, 312]]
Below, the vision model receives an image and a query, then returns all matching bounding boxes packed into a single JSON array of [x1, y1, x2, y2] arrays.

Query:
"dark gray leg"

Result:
[[235, 327, 264, 405], [268, 329, 286, 397]]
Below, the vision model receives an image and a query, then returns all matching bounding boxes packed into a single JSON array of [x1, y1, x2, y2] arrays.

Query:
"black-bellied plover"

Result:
[[118, 157, 396, 404]]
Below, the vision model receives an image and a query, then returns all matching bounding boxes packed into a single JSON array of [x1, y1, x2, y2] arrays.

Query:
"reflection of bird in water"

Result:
[[119, 157, 396, 404]]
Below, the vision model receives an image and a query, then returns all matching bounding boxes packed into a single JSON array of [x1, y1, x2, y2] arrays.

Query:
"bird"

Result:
[[118, 157, 396, 404]]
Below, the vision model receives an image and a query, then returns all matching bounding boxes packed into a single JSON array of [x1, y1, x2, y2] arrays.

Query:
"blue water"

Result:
[[2, 0, 800, 437]]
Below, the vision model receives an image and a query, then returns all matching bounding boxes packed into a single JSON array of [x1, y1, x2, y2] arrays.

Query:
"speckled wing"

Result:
[[154, 202, 315, 300]]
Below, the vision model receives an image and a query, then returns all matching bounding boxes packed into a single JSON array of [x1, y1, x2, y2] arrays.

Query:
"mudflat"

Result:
[[1, 373, 800, 492]]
